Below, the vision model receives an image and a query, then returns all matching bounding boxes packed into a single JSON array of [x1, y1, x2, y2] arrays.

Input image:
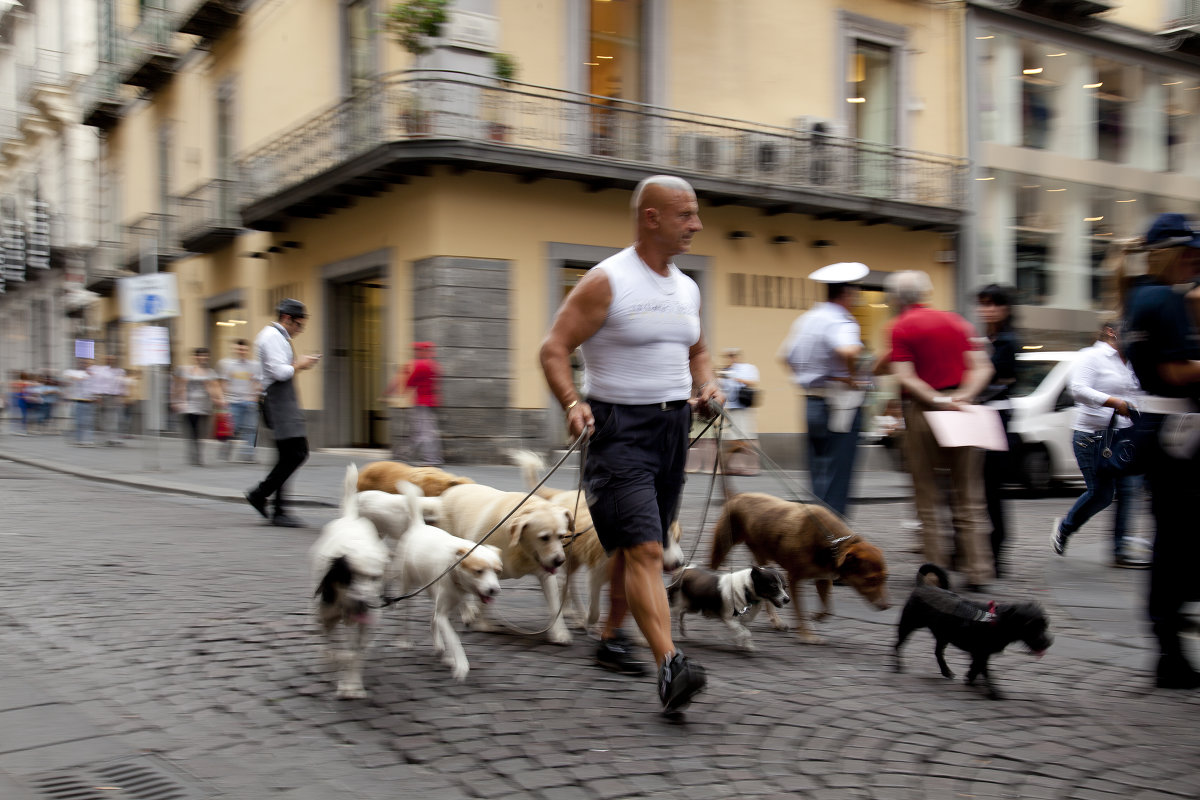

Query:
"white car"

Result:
[[1006, 351, 1082, 493]]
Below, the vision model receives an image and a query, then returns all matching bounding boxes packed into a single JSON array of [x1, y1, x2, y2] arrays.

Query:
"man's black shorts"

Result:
[[583, 398, 690, 554]]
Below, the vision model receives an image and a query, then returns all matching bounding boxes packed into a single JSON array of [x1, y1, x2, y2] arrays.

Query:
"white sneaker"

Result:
[[1051, 517, 1067, 556]]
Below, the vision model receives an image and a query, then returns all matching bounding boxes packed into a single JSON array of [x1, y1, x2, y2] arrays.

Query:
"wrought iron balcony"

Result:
[[121, 7, 182, 93], [178, 0, 242, 40], [84, 241, 132, 294], [81, 65, 124, 130], [123, 213, 183, 270], [238, 70, 968, 233], [18, 50, 69, 112], [176, 179, 241, 253]]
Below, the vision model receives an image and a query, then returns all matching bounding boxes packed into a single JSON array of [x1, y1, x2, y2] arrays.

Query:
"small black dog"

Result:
[[894, 564, 1052, 699]]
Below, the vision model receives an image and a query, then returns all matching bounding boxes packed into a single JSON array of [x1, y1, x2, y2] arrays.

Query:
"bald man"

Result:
[[540, 175, 722, 714]]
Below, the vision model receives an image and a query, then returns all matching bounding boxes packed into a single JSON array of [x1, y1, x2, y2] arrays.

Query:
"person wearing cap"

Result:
[[540, 174, 720, 715], [777, 262, 870, 515], [1116, 212, 1200, 689], [884, 270, 995, 591], [384, 341, 443, 466], [245, 298, 321, 528]]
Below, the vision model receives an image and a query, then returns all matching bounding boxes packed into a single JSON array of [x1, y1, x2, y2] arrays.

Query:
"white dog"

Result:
[[437, 481, 574, 644], [356, 482, 441, 544], [389, 482, 503, 680], [509, 449, 686, 634], [310, 464, 391, 699]]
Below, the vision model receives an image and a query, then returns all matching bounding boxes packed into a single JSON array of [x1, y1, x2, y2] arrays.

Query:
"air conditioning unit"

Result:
[[791, 116, 848, 188], [738, 133, 792, 180], [673, 133, 732, 175]]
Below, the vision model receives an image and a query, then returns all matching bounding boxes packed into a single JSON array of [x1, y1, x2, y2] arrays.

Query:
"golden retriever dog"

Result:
[[508, 449, 686, 634], [436, 482, 575, 644], [356, 461, 474, 497], [709, 492, 890, 643]]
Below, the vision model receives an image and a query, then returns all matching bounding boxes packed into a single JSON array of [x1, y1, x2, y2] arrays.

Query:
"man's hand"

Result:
[[565, 400, 594, 439], [297, 354, 320, 370], [691, 381, 725, 418]]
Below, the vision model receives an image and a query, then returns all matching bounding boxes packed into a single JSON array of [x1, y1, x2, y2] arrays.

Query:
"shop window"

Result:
[[1164, 77, 1198, 173], [1013, 180, 1052, 306], [1095, 58, 1133, 164], [1020, 39, 1062, 151]]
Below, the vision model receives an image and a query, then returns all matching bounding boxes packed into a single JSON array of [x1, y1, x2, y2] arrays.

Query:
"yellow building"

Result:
[[81, 0, 968, 462]]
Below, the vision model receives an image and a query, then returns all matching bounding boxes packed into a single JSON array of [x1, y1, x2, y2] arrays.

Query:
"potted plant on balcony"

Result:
[[485, 52, 518, 142], [387, 0, 449, 135]]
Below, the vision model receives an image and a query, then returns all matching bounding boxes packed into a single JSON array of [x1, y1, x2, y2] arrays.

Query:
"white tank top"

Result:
[[580, 246, 701, 404]]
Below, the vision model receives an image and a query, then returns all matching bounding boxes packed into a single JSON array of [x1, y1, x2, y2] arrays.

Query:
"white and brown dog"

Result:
[[311, 464, 391, 699], [388, 482, 503, 680], [508, 449, 686, 635], [668, 565, 790, 651], [436, 480, 575, 644]]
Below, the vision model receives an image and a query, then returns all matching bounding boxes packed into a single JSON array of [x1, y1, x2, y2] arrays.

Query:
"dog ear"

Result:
[[836, 546, 858, 570], [316, 556, 351, 604], [509, 518, 526, 548]]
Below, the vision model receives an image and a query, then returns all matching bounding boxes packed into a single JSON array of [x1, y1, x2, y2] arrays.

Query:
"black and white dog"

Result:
[[668, 565, 790, 650], [894, 564, 1053, 699], [311, 465, 391, 699]]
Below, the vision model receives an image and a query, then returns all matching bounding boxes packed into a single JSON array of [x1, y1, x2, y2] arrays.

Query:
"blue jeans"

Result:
[[805, 396, 862, 516], [230, 401, 258, 459], [74, 400, 96, 445], [1061, 429, 1138, 557]]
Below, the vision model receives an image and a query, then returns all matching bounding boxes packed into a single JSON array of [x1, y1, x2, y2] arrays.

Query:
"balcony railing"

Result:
[[123, 213, 183, 270], [238, 71, 968, 225], [18, 50, 67, 107], [178, 0, 242, 40], [176, 178, 241, 253], [84, 241, 131, 294], [81, 65, 124, 129], [121, 7, 182, 91]]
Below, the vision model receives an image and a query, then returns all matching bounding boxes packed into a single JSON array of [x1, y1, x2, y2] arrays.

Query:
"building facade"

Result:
[[964, 0, 1200, 347], [73, 0, 970, 462], [0, 0, 102, 385]]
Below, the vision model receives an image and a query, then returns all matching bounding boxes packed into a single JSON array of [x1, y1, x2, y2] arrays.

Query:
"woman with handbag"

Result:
[[1050, 319, 1147, 569], [718, 347, 760, 475]]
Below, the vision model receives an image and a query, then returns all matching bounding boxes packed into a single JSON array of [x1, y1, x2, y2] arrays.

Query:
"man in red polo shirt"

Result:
[[386, 341, 443, 465], [886, 271, 995, 591]]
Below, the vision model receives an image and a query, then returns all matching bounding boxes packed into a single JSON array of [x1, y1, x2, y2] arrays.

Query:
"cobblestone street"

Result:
[[0, 445, 1197, 800]]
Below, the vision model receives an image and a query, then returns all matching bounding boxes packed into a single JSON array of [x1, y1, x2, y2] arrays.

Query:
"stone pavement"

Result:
[[0, 428, 1197, 800]]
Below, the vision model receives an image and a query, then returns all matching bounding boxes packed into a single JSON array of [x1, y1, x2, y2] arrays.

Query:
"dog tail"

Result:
[[917, 563, 950, 590], [398, 480, 425, 537], [508, 448, 544, 491], [341, 464, 360, 518]]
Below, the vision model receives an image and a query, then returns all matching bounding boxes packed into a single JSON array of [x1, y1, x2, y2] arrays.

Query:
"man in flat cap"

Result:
[[777, 262, 869, 515], [245, 298, 321, 527]]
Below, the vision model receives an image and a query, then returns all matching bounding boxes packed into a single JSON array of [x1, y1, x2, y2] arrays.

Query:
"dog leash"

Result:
[[376, 430, 589, 607]]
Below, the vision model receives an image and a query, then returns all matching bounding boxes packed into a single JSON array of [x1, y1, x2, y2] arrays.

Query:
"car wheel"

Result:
[[1023, 447, 1052, 495]]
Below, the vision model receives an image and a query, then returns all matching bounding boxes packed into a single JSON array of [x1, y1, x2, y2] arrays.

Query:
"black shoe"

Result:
[[595, 632, 647, 676], [244, 491, 269, 520], [272, 513, 306, 528], [658, 651, 706, 713], [1156, 655, 1200, 689], [1113, 555, 1151, 569]]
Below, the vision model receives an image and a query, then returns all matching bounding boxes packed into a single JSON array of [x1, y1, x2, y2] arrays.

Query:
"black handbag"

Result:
[[1095, 407, 1146, 477], [737, 384, 758, 408]]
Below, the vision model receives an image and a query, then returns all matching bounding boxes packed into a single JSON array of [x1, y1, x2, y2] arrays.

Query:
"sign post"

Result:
[[119, 273, 179, 470]]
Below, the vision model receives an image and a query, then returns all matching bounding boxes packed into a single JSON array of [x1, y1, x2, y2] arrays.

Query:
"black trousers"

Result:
[[252, 436, 309, 513]]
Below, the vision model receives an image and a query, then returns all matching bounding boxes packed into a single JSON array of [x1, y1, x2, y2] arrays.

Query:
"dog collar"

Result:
[[976, 600, 998, 625]]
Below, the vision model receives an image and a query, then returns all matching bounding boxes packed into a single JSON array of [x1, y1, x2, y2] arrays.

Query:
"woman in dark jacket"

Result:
[[975, 284, 1018, 579]]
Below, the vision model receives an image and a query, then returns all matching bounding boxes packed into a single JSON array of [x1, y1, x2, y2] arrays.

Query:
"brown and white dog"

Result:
[[356, 460, 474, 497], [710, 492, 890, 643], [435, 481, 576, 644], [311, 465, 391, 698], [509, 449, 686, 634]]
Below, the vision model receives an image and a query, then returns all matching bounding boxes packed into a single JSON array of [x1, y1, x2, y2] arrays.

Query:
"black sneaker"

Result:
[[1113, 555, 1151, 569], [245, 490, 269, 520], [595, 632, 647, 676], [1050, 518, 1068, 556], [1156, 655, 1200, 690], [658, 651, 706, 713], [272, 512, 306, 528]]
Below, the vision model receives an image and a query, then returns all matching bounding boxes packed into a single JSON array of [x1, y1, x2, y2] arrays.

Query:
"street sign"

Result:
[[131, 326, 171, 366], [118, 272, 180, 323]]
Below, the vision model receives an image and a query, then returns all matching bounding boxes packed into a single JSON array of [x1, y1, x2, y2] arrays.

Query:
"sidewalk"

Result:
[[0, 427, 915, 509]]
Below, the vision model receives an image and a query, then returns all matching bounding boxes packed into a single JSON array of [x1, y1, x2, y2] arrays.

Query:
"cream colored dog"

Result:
[[436, 481, 575, 644], [508, 449, 686, 634]]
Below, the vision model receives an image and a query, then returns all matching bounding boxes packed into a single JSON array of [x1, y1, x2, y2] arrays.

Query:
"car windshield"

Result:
[[1011, 359, 1059, 398]]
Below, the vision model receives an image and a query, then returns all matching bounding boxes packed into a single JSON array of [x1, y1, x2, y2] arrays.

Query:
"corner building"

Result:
[[82, 0, 968, 462]]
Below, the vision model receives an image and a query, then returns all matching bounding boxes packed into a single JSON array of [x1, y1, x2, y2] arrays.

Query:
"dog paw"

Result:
[[771, 619, 790, 632], [798, 631, 823, 645], [737, 639, 756, 652], [450, 662, 469, 681], [811, 611, 831, 622], [336, 682, 366, 700], [548, 627, 573, 646]]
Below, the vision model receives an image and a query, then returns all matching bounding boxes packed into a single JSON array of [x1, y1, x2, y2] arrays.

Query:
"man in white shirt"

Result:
[[777, 263, 869, 516], [245, 299, 320, 528], [62, 358, 97, 446], [91, 354, 127, 446]]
